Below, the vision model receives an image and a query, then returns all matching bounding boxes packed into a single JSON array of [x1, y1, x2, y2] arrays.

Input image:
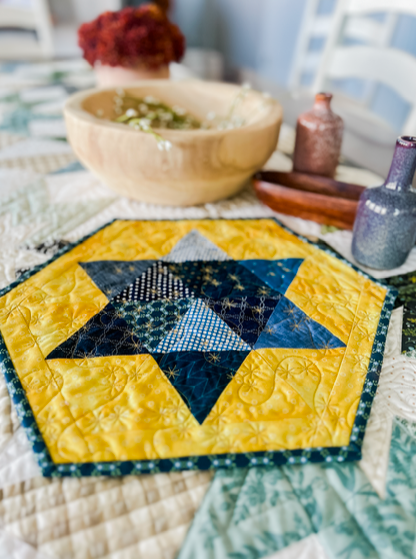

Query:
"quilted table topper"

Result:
[[0, 219, 395, 477]]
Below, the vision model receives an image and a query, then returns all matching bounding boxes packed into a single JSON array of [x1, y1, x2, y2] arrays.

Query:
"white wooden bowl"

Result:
[[64, 80, 282, 206]]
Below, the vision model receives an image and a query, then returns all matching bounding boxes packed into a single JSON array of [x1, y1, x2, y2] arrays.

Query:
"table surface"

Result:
[[0, 60, 415, 559]]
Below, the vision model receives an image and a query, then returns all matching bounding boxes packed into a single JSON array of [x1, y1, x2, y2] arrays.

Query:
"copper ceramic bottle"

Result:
[[293, 92, 343, 178]]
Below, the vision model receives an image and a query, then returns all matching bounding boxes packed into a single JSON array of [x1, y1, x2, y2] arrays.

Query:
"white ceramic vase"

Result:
[[94, 63, 170, 88]]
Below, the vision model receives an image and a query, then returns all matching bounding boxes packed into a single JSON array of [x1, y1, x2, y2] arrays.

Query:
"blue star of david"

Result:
[[47, 230, 345, 424]]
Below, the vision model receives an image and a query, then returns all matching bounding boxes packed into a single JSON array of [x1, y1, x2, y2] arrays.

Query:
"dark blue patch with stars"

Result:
[[152, 350, 250, 424], [166, 260, 282, 300], [47, 303, 148, 359], [79, 260, 154, 299], [239, 258, 304, 295], [205, 296, 280, 347]]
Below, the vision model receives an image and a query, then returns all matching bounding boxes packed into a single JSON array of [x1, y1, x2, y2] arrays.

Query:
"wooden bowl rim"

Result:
[[64, 79, 283, 139]]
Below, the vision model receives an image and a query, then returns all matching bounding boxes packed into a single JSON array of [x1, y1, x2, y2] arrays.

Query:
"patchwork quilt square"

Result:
[[0, 219, 396, 476]]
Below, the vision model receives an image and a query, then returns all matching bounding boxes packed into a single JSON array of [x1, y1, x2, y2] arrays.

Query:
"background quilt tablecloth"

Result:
[[0, 60, 416, 559]]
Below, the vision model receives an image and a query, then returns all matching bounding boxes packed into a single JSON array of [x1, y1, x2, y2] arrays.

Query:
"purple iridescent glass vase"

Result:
[[352, 136, 416, 269]]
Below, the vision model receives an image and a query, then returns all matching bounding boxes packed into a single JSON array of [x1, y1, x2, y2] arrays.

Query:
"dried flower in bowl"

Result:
[[106, 84, 273, 150], [108, 89, 201, 150], [113, 93, 201, 130]]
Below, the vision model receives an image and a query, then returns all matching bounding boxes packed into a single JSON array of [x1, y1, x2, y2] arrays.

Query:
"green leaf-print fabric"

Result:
[[178, 418, 416, 559], [387, 272, 416, 358]]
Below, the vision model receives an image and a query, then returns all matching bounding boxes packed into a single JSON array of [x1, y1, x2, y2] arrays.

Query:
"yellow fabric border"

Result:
[[0, 219, 387, 463]]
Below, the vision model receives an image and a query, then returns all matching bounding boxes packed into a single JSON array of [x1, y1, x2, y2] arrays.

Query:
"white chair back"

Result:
[[313, 0, 416, 134], [0, 0, 53, 59], [289, 0, 333, 89], [289, 0, 399, 90]]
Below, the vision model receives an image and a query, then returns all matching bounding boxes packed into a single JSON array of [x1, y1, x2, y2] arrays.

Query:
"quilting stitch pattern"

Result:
[[204, 296, 280, 347], [113, 299, 193, 351], [47, 303, 147, 359]]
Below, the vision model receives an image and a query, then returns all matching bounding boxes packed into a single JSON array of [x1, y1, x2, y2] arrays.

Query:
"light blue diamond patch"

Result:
[[162, 230, 232, 263], [154, 298, 251, 352]]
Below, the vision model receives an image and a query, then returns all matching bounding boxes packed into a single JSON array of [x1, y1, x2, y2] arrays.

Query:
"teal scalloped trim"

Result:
[[0, 218, 397, 477]]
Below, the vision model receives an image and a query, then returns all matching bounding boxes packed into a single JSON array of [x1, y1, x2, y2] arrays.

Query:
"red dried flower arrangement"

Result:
[[78, 4, 185, 70]]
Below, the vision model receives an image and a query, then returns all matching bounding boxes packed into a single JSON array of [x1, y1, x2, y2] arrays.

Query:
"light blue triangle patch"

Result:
[[154, 298, 251, 353], [162, 230, 232, 263]]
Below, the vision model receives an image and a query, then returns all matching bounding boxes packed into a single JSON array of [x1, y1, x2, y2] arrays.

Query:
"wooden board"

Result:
[[254, 178, 359, 229], [256, 170, 365, 200]]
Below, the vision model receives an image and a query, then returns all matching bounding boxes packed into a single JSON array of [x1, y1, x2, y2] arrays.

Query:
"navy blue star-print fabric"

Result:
[[205, 296, 280, 347], [240, 259, 304, 295], [166, 261, 282, 300], [79, 260, 154, 299], [152, 350, 250, 423], [47, 303, 148, 359]]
